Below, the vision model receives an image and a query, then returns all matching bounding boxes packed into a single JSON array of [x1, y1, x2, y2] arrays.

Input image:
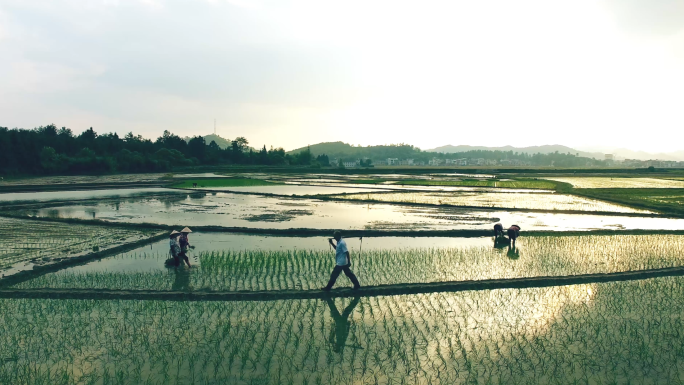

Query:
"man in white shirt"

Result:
[[321, 231, 361, 291]]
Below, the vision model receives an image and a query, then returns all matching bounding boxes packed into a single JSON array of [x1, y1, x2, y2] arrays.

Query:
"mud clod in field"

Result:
[[242, 209, 314, 222]]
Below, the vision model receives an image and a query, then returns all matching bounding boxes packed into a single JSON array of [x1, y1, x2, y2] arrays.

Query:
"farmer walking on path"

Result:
[[321, 231, 361, 291]]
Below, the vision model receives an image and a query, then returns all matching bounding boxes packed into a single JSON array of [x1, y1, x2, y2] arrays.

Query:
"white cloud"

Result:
[[1, 0, 683, 152]]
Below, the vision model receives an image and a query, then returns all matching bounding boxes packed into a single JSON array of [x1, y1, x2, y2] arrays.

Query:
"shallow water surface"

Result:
[[0, 188, 182, 204], [194, 184, 391, 195], [12, 191, 684, 231]]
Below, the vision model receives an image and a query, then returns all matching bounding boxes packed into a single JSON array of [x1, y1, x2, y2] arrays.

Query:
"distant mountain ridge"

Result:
[[429, 145, 605, 159], [287, 142, 684, 162], [576, 146, 684, 162]]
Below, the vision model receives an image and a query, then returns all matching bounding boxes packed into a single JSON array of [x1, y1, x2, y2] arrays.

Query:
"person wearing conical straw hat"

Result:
[[178, 227, 193, 268], [169, 230, 182, 267]]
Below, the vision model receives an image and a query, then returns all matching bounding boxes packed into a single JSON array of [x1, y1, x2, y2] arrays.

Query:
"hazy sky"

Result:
[[1, 0, 683, 152]]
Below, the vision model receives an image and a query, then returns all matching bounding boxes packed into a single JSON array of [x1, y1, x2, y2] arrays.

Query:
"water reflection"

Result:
[[493, 236, 509, 250], [188, 192, 207, 200], [15, 192, 684, 231], [326, 297, 361, 354], [507, 245, 520, 260], [161, 194, 188, 209], [46, 209, 61, 219], [171, 268, 191, 292]]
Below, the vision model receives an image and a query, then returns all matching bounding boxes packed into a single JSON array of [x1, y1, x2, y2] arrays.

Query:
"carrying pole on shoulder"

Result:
[[358, 236, 363, 275]]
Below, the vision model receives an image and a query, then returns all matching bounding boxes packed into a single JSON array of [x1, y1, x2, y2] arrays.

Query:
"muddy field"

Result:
[[2, 172, 684, 384]]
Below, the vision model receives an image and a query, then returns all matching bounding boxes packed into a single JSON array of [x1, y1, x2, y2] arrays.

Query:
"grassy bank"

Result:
[[573, 188, 684, 216]]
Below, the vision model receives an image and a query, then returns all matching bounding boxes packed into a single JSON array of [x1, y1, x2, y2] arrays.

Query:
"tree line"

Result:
[[297, 142, 610, 168], [0, 125, 315, 175], [0, 124, 611, 176]]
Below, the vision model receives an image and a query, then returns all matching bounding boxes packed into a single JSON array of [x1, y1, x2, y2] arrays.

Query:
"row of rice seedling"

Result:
[[544, 177, 684, 189], [329, 191, 649, 213], [2, 276, 684, 384], [16, 234, 684, 291], [0, 218, 154, 272]]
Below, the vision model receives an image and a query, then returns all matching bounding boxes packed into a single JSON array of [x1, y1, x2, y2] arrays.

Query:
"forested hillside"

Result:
[[0, 125, 308, 175]]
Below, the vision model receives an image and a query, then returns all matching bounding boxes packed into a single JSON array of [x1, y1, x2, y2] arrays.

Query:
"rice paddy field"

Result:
[[2, 277, 684, 384], [329, 191, 649, 213], [0, 218, 158, 274], [3, 171, 684, 384], [9, 190, 684, 231], [543, 177, 684, 188], [13, 234, 684, 292]]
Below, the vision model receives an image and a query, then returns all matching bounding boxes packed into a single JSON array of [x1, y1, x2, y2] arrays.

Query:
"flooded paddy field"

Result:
[[545, 177, 684, 188], [286, 181, 557, 193], [191, 184, 392, 195], [330, 191, 649, 213], [13, 234, 684, 292], [20, 233, 493, 275], [8, 191, 684, 231], [0, 217, 159, 277], [4, 171, 684, 385], [2, 276, 684, 384], [0, 173, 167, 186], [0, 187, 181, 204]]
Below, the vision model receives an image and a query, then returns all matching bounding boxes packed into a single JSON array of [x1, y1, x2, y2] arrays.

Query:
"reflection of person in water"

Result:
[[326, 297, 361, 353], [171, 268, 191, 291], [507, 245, 520, 259], [493, 236, 509, 249]]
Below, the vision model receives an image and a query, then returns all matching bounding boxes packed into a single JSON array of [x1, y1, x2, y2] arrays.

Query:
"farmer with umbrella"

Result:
[[321, 231, 361, 291]]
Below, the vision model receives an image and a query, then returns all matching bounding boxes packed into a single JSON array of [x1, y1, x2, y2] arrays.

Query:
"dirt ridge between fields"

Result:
[[2, 265, 683, 302]]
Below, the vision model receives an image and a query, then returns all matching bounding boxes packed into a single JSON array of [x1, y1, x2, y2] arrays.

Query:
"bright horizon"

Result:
[[1, 0, 683, 153]]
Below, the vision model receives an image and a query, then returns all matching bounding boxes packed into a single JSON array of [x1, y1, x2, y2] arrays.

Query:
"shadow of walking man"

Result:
[[326, 296, 361, 353]]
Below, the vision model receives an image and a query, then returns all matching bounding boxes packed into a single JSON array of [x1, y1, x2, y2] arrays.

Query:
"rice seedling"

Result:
[[573, 188, 684, 216], [1, 276, 684, 384], [0, 218, 154, 273], [329, 191, 650, 213], [543, 177, 684, 189], [15, 234, 684, 291]]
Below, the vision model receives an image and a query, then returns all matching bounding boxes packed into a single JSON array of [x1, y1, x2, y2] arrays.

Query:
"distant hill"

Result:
[[576, 146, 684, 161], [288, 141, 421, 160], [429, 145, 605, 159], [608, 148, 684, 161], [287, 142, 356, 156], [203, 134, 232, 149], [287, 141, 619, 167], [184, 134, 232, 149]]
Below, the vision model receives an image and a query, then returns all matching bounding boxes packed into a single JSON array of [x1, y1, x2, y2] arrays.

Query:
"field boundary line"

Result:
[[3, 214, 684, 237], [0, 181, 166, 193], [2, 266, 683, 301]]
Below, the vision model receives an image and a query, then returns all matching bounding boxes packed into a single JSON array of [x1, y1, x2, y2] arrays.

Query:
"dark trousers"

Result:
[[325, 264, 360, 289]]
